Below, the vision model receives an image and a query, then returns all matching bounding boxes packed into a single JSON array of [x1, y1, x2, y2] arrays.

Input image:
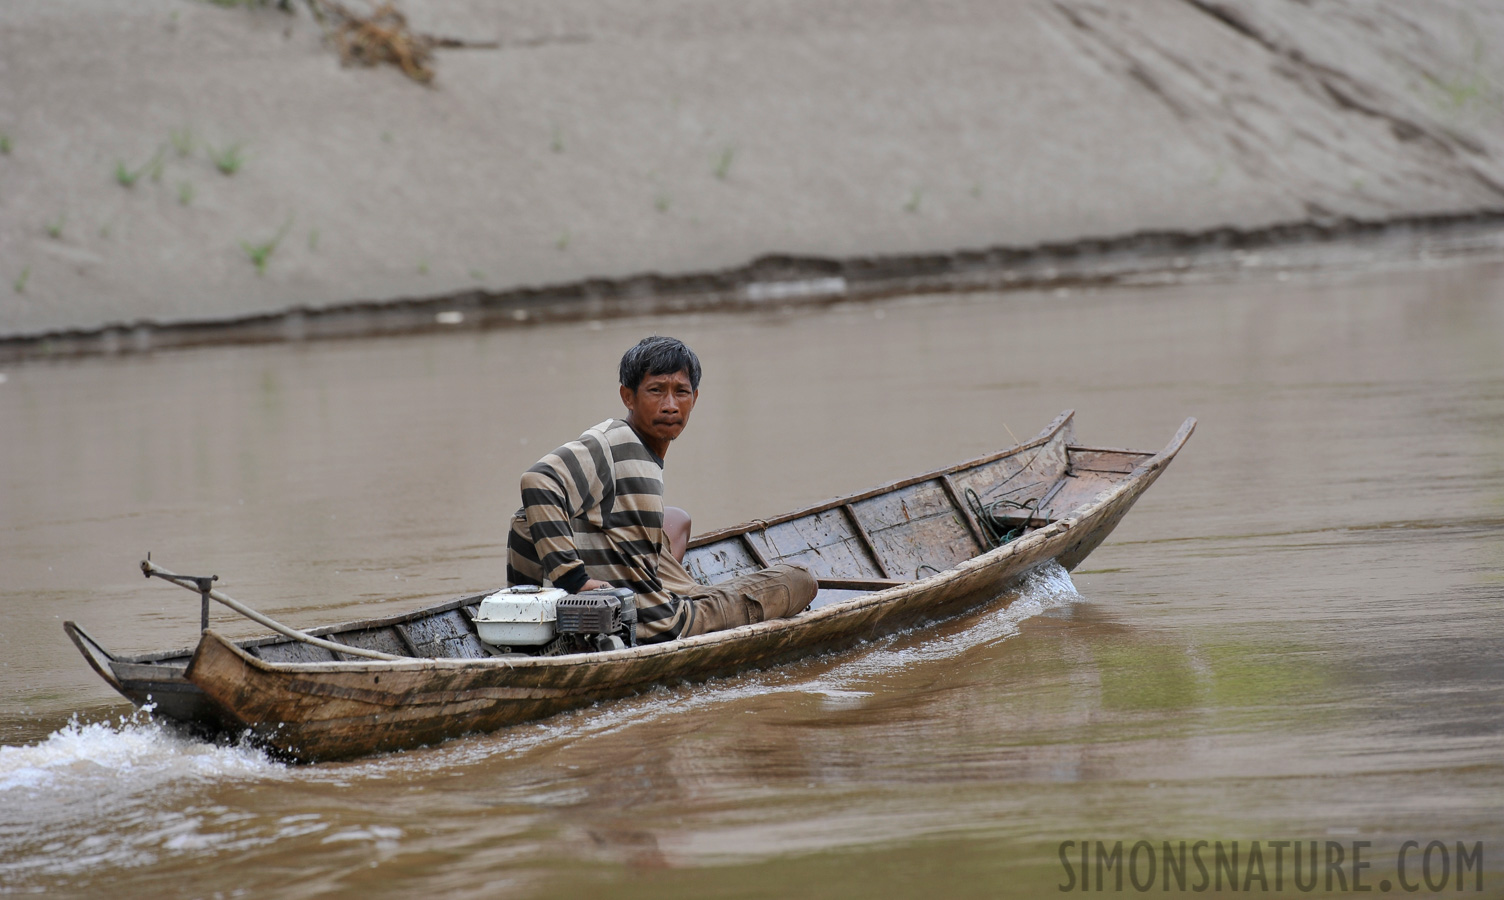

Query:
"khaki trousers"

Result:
[[677, 563, 819, 638]]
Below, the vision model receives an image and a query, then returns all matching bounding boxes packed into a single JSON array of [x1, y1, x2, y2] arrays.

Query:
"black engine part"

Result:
[[555, 587, 638, 648]]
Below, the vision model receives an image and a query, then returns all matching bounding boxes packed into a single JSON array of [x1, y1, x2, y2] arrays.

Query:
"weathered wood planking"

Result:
[[849, 478, 981, 579], [1069, 449, 1153, 474], [402, 611, 489, 659], [1035, 472, 1112, 521], [252, 641, 338, 663], [683, 536, 763, 585], [950, 433, 1070, 511], [331, 626, 411, 658], [745, 508, 885, 579]]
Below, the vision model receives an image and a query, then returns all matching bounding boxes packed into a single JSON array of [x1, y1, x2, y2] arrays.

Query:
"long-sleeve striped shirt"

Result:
[[507, 418, 693, 642]]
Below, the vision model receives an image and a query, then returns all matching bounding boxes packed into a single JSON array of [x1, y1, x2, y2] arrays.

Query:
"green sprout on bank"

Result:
[[556, 229, 571, 251], [115, 152, 161, 188], [714, 147, 735, 180], [1421, 32, 1491, 113], [550, 125, 565, 154], [903, 187, 922, 213], [209, 142, 246, 176], [417, 260, 429, 275], [177, 181, 196, 206], [170, 127, 194, 157], [0, 133, 12, 155], [308, 228, 320, 251], [240, 219, 292, 276], [654, 192, 671, 213], [14, 266, 31, 294], [46, 213, 66, 239], [469, 268, 486, 280]]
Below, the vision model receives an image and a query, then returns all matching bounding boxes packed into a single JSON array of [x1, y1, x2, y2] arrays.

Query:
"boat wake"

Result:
[[807, 560, 1082, 688], [0, 707, 284, 879], [0, 707, 278, 794]]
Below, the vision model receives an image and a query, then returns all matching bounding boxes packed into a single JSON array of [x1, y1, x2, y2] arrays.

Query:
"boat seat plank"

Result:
[[1035, 470, 1125, 521], [401, 610, 489, 659], [850, 479, 982, 579], [1069, 449, 1153, 474]]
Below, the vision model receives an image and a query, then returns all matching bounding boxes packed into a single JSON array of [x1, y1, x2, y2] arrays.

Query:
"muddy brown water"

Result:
[[2, 249, 1503, 897]]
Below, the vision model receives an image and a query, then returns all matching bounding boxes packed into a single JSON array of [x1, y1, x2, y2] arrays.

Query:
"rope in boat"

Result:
[[964, 486, 1038, 549]]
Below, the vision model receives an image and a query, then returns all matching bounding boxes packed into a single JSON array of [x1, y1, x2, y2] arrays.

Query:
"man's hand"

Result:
[[581, 579, 613, 591]]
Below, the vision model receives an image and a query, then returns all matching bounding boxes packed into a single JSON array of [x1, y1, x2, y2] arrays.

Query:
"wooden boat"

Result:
[[66, 410, 1194, 762]]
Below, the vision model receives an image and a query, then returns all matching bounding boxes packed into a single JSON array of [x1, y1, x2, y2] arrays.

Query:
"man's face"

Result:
[[621, 370, 698, 446]]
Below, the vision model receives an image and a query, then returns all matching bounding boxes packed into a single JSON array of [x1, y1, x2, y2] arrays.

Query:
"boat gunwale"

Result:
[[685, 408, 1078, 548], [186, 415, 1196, 679]]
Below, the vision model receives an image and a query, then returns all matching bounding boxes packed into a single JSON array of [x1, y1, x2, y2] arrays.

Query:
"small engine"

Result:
[[473, 584, 637, 655], [555, 588, 638, 652]]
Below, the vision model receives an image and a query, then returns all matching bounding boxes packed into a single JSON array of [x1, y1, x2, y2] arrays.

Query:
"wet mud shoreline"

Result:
[[5, 209, 1504, 365]]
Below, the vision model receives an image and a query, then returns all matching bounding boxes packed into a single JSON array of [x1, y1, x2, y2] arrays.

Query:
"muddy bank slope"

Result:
[[3, 0, 1503, 337]]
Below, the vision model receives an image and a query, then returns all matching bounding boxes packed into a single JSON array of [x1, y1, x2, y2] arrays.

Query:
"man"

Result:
[[507, 336, 817, 644]]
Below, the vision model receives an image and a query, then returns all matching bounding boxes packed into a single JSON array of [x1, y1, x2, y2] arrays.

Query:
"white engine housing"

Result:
[[474, 585, 566, 646]]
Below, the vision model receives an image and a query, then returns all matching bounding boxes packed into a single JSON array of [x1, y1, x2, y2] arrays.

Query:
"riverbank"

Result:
[[3, 0, 1503, 345]]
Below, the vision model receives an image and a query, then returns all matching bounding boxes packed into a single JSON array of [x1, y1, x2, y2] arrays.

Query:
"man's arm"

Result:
[[519, 431, 612, 593]]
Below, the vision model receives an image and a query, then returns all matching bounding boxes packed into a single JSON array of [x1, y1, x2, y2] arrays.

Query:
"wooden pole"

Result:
[[141, 559, 405, 661]]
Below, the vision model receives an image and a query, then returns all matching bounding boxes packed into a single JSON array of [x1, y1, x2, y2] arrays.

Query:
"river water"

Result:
[[2, 243, 1503, 897]]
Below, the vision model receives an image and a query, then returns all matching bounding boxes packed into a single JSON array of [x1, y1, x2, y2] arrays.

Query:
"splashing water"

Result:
[[0, 705, 279, 796], [0, 707, 286, 879], [790, 560, 1081, 697]]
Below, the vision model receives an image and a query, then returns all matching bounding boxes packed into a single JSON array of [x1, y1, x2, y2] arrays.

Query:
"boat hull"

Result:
[[71, 412, 1195, 762], [186, 418, 1191, 761]]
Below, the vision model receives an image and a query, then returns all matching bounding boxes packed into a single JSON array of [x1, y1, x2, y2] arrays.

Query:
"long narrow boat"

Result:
[[66, 410, 1194, 762]]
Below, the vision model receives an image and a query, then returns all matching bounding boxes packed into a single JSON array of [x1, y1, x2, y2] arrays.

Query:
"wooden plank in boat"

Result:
[[330, 626, 411, 658], [951, 434, 1068, 505], [1036, 470, 1124, 520], [850, 478, 981, 580], [683, 538, 762, 586], [251, 641, 339, 663], [810, 588, 871, 610], [1069, 449, 1152, 474], [111, 661, 187, 683], [401, 610, 489, 659], [745, 508, 885, 579]]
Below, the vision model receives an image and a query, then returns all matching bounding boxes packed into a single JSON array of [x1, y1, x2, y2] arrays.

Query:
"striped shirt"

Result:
[[507, 418, 694, 642]]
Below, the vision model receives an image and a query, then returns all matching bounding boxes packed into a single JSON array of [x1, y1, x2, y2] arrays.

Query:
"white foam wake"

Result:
[[0, 707, 279, 796], [799, 560, 1081, 691], [0, 708, 287, 880]]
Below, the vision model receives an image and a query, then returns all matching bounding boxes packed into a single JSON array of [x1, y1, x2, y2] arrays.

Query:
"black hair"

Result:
[[619, 336, 702, 392]]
